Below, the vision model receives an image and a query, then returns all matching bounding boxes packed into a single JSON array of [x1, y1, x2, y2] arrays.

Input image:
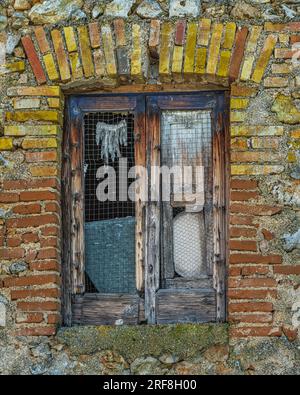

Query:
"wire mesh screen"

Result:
[[161, 110, 213, 279], [83, 112, 136, 294]]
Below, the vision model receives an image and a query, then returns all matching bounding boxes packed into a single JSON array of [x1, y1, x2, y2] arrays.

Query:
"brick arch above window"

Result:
[[16, 19, 281, 87]]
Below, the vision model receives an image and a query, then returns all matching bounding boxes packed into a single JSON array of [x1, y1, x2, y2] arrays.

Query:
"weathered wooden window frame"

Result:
[[62, 91, 229, 326]]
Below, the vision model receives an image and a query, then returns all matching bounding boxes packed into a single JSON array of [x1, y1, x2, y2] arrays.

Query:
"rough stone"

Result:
[[231, 1, 259, 19], [91, 4, 105, 19], [9, 261, 28, 275], [272, 94, 300, 125], [169, 0, 201, 18], [282, 229, 300, 252], [13, 0, 31, 11], [136, 0, 163, 18], [130, 356, 162, 375], [5, 32, 20, 55], [28, 0, 83, 25], [0, 15, 7, 31], [0, 302, 6, 327], [104, 0, 135, 18]]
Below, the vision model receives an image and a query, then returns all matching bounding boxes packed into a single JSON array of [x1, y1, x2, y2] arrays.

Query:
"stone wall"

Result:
[[0, 0, 300, 374]]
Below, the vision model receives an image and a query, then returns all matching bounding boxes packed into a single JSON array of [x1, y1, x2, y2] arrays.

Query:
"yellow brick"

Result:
[[272, 63, 292, 74], [250, 137, 280, 149], [195, 48, 207, 74], [51, 29, 71, 82], [13, 98, 40, 109], [231, 151, 280, 163], [43, 53, 59, 81], [230, 111, 246, 123], [8, 86, 61, 97], [240, 54, 255, 81], [264, 23, 285, 32], [101, 25, 117, 77], [30, 166, 58, 177], [69, 52, 83, 79], [246, 26, 262, 53], [231, 138, 248, 151], [252, 35, 277, 84], [291, 129, 300, 138], [159, 22, 173, 76], [131, 24, 143, 82], [93, 49, 106, 76], [279, 33, 289, 45], [207, 24, 223, 75], [183, 22, 198, 74], [6, 61, 25, 73], [4, 124, 59, 136], [6, 111, 61, 123], [264, 77, 289, 88], [290, 140, 300, 149], [64, 26, 77, 53], [217, 50, 231, 77], [0, 137, 13, 151], [198, 19, 211, 46], [172, 45, 184, 75], [231, 164, 284, 175], [223, 22, 236, 49], [231, 125, 284, 137], [22, 138, 58, 150], [77, 25, 94, 78], [287, 151, 296, 163], [47, 98, 61, 109], [230, 98, 249, 110], [231, 85, 258, 97]]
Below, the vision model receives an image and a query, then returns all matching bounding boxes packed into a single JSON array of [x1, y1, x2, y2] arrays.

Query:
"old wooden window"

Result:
[[62, 92, 229, 326]]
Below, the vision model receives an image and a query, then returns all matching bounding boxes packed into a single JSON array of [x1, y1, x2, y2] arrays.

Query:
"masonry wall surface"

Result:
[[0, 0, 300, 375]]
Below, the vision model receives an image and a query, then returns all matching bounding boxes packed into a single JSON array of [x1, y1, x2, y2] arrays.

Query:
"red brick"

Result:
[[229, 267, 242, 276], [230, 227, 257, 238], [229, 27, 248, 80], [230, 240, 257, 252], [241, 266, 270, 276], [230, 326, 282, 338], [88, 22, 101, 48], [230, 215, 258, 227], [41, 226, 59, 236], [7, 214, 59, 228], [229, 313, 273, 324], [230, 254, 282, 265], [30, 260, 60, 271], [274, 266, 300, 275], [175, 20, 186, 45], [13, 203, 41, 215], [229, 301, 273, 313], [25, 151, 57, 163], [16, 312, 44, 324], [34, 26, 50, 54], [230, 204, 282, 216], [7, 236, 22, 247], [230, 191, 258, 201], [228, 289, 277, 300], [230, 179, 258, 190], [22, 232, 39, 243], [3, 274, 59, 287], [25, 250, 38, 263], [21, 36, 47, 84], [47, 313, 60, 324], [37, 248, 58, 260], [40, 237, 58, 248], [262, 228, 274, 241], [15, 326, 56, 336], [11, 288, 59, 300], [20, 191, 58, 201], [3, 179, 59, 190], [113, 19, 126, 47], [17, 301, 60, 311], [44, 202, 60, 213], [0, 192, 19, 203], [228, 278, 277, 288], [282, 325, 298, 342], [0, 247, 25, 259]]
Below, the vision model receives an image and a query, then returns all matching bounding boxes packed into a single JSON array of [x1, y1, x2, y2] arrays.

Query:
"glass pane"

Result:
[[161, 110, 213, 279], [83, 112, 136, 294]]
